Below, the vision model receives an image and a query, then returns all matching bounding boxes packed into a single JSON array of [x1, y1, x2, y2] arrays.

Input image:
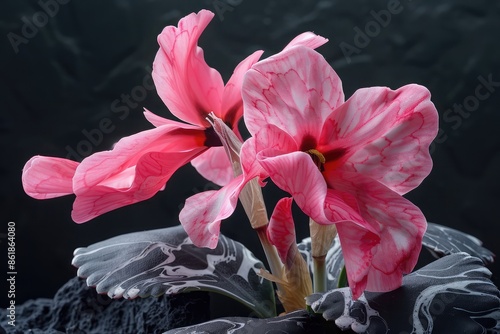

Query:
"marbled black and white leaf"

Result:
[[72, 225, 275, 318], [162, 309, 342, 334], [298, 222, 495, 291], [306, 252, 500, 334], [423, 222, 495, 264]]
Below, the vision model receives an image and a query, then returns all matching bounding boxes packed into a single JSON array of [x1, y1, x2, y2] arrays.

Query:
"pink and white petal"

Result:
[[327, 170, 427, 294], [318, 189, 382, 299], [229, 33, 325, 130], [323, 189, 378, 235], [179, 174, 245, 248], [243, 46, 344, 140], [257, 150, 332, 225], [337, 85, 438, 194], [240, 138, 269, 185], [283, 32, 328, 50], [191, 146, 233, 187], [221, 50, 264, 129], [267, 197, 296, 267], [72, 148, 205, 223], [180, 139, 265, 249], [153, 10, 224, 127], [22, 156, 78, 199], [320, 85, 438, 192], [73, 124, 206, 194], [335, 222, 380, 299], [253, 124, 298, 157]]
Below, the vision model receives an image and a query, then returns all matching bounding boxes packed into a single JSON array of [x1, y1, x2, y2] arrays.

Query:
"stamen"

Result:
[[306, 149, 326, 171], [205, 112, 217, 127], [306, 149, 326, 164]]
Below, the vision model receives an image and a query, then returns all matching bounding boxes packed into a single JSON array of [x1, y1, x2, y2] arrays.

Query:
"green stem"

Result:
[[312, 255, 327, 293], [255, 225, 283, 281]]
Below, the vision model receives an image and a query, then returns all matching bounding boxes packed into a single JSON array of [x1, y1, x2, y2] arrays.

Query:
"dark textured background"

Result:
[[1, 0, 499, 314]]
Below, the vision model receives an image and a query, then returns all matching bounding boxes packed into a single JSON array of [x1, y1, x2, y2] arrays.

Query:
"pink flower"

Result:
[[151, 9, 264, 187], [181, 45, 438, 298], [22, 10, 327, 224], [151, 10, 328, 186], [241, 46, 438, 298]]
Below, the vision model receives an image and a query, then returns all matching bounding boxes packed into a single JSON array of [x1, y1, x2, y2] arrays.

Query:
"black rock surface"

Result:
[[0, 277, 210, 334]]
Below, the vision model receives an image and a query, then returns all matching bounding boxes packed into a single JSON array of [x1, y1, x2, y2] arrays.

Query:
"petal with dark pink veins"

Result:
[[153, 10, 224, 127], [72, 148, 204, 223], [243, 46, 344, 138], [268, 197, 296, 267], [191, 146, 234, 187], [327, 170, 427, 298], [22, 156, 78, 199], [322, 84, 438, 194]]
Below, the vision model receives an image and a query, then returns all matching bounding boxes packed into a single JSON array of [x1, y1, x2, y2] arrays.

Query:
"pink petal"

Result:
[[267, 197, 296, 267], [152, 10, 224, 127], [221, 50, 264, 129], [179, 139, 263, 248], [142, 109, 202, 129], [179, 174, 244, 248], [243, 46, 344, 140], [327, 170, 427, 297], [70, 123, 207, 223], [257, 149, 332, 225], [323, 189, 378, 235], [253, 123, 298, 156], [72, 148, 205, 223], [143, 109, 172, 127], [73, 122, 205, 193], [22, 156, 78, 199], [191, 146, 234, 186], [219, 32, 327, 129], [317, 188, 382, 299], [335, 222, 379, 299], [322, 84, 438, 194], [283, 32, 328, 50]]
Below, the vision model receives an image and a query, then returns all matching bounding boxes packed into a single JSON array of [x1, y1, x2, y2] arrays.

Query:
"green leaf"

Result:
[[72, 225, 275, 318], [336, 266, 348, 289]]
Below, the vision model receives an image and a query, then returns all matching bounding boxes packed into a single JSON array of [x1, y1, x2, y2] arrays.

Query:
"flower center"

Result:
[[306, 149, 326, 171], [204, 126, 223, 147]]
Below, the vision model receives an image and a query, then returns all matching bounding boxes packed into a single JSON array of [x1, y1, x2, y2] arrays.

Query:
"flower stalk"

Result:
[[207, 113, 284, 286], [309, 218, 337, 293]]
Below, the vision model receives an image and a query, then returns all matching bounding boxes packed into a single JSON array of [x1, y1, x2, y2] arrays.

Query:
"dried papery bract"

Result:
[[265, 197, 313, 312], [310, 219, 337, 293]]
